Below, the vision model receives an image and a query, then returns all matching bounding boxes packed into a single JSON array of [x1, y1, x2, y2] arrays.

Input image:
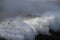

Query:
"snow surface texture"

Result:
[[0, 0, 60, 40], [0, 17, 35, 40], [0, 16, 55, 40], [0, 12, 60, 40]]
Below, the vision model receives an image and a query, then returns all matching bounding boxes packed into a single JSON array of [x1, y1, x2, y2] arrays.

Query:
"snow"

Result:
[[0, 17, 36, 40], [0, 15, 55, 40]]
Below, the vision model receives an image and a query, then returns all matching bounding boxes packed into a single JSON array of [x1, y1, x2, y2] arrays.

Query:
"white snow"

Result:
[[0, 17, 35, 40], [0, 15, 55, 40]]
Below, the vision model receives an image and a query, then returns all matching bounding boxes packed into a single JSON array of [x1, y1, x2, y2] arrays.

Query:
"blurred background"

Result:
[[0, 0, 60, 40]]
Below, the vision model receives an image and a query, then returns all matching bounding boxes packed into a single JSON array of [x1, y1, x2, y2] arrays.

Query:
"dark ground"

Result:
[[35, 29, 60, 40], [0, 36, 7, 40]]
